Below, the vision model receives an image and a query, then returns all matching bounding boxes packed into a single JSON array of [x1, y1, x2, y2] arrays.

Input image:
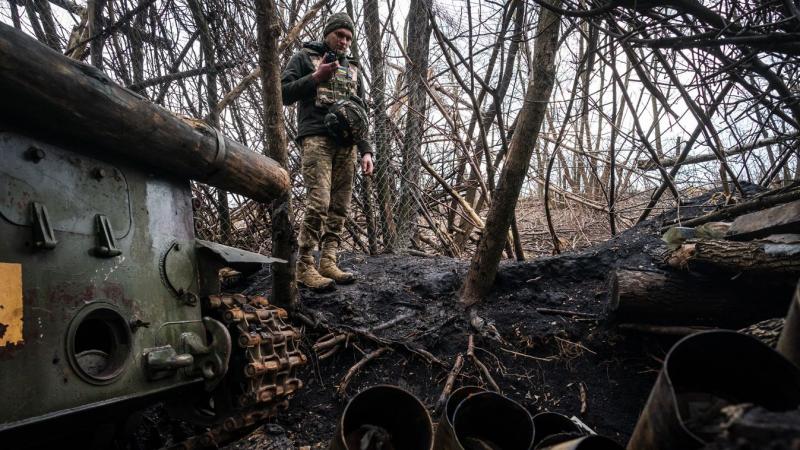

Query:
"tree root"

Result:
[[434, 353, 464, 414], [337, 347, 391, 397], [468, 335, 500, 393]]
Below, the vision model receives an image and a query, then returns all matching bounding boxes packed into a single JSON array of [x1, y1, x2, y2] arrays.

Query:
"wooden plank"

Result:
[[727, 199, 800, 240]]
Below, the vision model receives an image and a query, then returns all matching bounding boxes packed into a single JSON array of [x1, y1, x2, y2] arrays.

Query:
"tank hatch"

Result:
[[0, 132, 132, 238]]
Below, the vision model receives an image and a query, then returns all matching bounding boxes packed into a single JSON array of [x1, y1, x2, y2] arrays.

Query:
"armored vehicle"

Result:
[[0, 23, 305, 448]]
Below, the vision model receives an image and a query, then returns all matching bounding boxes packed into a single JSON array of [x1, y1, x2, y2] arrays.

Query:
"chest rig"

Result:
[[307, 50, 359, 108]]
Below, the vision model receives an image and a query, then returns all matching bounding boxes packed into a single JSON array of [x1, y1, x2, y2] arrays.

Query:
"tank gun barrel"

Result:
[[0, 23, 289, 203]]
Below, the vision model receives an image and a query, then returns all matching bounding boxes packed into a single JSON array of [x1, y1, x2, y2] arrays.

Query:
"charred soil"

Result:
[[223, 208, 683, 449]]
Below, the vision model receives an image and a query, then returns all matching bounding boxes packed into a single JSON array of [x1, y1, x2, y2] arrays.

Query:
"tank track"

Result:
[[171, 294, 306, 449]]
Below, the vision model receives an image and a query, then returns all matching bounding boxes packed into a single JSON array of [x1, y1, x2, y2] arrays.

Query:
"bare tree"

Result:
[[461, 0, 562, 306], [256, 0, 297, 309]]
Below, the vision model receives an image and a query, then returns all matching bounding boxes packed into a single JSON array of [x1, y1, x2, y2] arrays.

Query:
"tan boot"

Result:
[[296, 255, 335, 292], [319, 244, 355, 284]]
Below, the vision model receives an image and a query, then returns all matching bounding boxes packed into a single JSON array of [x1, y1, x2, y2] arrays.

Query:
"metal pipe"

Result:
[[627, 330, 800, 450], [777, 281, 800, 367], [532, 412, 583, 449], [329, 385, 433, 450], [539, 436, 623, 450], [433, 386, 484, 450], [452, 391, 535, 450]]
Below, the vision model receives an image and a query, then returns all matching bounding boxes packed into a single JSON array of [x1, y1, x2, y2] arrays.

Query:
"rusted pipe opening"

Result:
[[335, 385, 433, 450], [533, 412, 583, 448], [628, 330, 800, 450], [539, 435, 623, 450], [452, 391, 535, 450], [668, 331, 800, 417]]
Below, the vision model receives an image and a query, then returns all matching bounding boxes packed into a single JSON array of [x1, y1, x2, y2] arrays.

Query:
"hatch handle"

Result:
[[94, 214, 122, 257], [31, 202, 57, 250]]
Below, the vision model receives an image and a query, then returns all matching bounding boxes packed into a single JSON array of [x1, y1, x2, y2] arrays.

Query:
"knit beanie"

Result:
[[323, 12, 355, 39]]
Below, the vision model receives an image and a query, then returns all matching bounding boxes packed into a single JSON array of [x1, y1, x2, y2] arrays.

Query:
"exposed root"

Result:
[[467, 335, 500, 393], [434, 353, 465, 414], [336, 347, 391, 397]]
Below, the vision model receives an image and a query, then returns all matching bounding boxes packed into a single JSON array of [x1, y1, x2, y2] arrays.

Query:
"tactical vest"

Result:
[[307, 50, 359, 108]]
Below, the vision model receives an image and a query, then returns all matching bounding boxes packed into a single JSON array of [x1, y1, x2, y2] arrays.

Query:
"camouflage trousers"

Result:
[[298, 135, 357, 253]]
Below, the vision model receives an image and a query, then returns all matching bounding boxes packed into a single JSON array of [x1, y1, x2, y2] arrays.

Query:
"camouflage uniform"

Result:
[[297, 135, 356, 254], [281, 32, 371, 289]]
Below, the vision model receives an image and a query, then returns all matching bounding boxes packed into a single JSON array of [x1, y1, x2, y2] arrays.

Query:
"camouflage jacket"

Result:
[[281, 41, 372, 156]]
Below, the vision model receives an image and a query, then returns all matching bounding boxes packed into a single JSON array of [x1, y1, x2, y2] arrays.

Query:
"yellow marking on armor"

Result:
[[0, 263, 23, 346]]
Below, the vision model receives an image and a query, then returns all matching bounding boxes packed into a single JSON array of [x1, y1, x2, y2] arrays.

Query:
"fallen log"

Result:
[[667, 240, 800, 274], [607, 269, 792, 326], [727, 199, 800, 240], [0, 24, 289, 203], [662, 186, 800, 231]]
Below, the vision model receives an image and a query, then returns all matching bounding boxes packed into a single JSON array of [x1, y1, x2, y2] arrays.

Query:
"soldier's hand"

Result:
[[312, 61, 339, 83], [361, 153, 374, 176]]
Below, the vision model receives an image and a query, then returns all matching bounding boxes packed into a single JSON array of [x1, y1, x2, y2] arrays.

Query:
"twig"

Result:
[[536, 308, 599, 318], [499, 347, 557, 362], [554, 336, 596, 356], [434, 353, 464, 414], [336, 347, 390, 397], [467, 335, 500, 393], [370, 312, 416, 332], [318, 344, 341, 360], [312, 332, 349, 354]]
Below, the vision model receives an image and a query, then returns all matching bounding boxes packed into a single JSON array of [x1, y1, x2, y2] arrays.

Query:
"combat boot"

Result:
[[297, 255, 335, 292], [319, 243, 355, 284]]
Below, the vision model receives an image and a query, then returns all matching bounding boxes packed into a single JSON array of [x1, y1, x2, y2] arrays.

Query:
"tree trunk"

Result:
[[33, 0, 60, 50], [8, 1, 21, 29], [397, 0, 432, 250], [256, 0, 297, 310], [188, 0, 231, 244], [87, 0, 107, 68], [460, 0, 561, 306], [364, 0, 397, 253], [607, 269, 792, 327], [454, 0, 524, 252], [668, 240, 800, 274]]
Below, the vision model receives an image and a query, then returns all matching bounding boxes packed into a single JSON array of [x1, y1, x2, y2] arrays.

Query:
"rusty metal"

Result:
[[433, 386, 484, 450], [330, 385, 434, 450], [172, 400, 290, 450], [451, 390, 535, 450], [777, 281, 800, 367], [208, 293, 306, 408], [433, 386, 485, 450], [538, 435, 623, 450], [532, 412, 583, 449], [627, 330, 800, 450]]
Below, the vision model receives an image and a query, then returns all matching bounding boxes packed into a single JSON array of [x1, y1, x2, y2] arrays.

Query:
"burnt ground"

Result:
[[216, 183, 791, 449], [221, 206, 688, 449]]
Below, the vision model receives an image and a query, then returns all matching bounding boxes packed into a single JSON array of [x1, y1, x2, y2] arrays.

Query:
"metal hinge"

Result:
[[94, 214, 122, 257], [31, 202, 57, 250]]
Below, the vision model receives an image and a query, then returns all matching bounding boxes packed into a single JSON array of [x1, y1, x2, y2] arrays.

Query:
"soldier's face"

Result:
[[325, 28, 353, 54]]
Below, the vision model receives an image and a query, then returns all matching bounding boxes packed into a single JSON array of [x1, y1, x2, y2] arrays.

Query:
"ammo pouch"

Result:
[[324, 98, 369, 146]]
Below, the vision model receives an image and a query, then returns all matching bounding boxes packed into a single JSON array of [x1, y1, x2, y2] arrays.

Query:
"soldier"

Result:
[[281, 12, 374, 291]]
